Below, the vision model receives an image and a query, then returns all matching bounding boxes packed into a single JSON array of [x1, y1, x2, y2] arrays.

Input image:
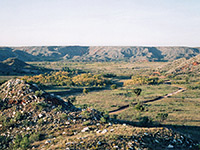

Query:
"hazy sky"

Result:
[[0, 0, 200, 46]]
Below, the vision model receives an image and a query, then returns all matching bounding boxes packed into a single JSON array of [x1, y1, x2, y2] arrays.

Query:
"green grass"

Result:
[[74, 84, 179, 112], [28, 61, 167, 76], [0, 75, 22, 82]]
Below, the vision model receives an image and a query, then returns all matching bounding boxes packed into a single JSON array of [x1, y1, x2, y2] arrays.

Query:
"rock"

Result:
[[96, 130, 101, 134], [101, 129, 108, 134], [144, 132, 148, 136], [27, 127, 31, 131], [66, 142, 71, 145], [110, 129, 114, 132], [155, 139, 159, 143], [113, 145, 119, 149], [45, 140, 51, 144], [81, 127, 90, 132], [65, 121, 70, 125], [38, 114, 43, 118], [97, 141, 101, 145], [168, 144, 174, 148]]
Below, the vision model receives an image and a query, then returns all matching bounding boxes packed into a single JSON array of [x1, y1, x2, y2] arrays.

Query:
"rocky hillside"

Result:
[[0, 58, 52, 75], [158, 54, 200, 74], [0, 79, 199, 149], [0, 46, 200, 62]]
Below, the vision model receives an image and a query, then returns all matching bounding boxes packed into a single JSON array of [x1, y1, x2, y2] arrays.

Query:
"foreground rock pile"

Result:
[[0, 79, 199, 149], [0, 79, 107, 149], [0, 79, 68, 108]]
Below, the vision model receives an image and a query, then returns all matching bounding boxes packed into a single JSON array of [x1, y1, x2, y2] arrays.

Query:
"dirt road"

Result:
[[109, 87, 186, 115]]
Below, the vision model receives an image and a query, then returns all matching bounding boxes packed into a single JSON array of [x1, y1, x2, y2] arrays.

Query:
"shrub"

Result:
[[100, 117, 107, 123], [110, 84, 117, 90], [13, 134, 22, 149], [34, 102, 48, 111], [134, 103, 145, 111], [29, 132, 42, 143], [37, 118, 44, 126], [83, 121, 91, 126], [54, 105, 63, 112], [83, 88, 89, 94], [60, 113, 68, 120], [156, 113, 168, 122], [81, 110, 91, 119], [0, 99, 7, 111], [67, 96, 76, 104], [35, 90, 43, 97], [0, 135, 10, 149], [14, 112, 23, 121], [79, 104, 88, 109], [103, 111, 109, 120], [103, 73, 116, 78], [20, 136, 30, 150], [138, 116, 152, 126]]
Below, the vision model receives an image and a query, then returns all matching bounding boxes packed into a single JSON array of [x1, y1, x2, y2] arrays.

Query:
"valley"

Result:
[[0, 52, 200, 149]]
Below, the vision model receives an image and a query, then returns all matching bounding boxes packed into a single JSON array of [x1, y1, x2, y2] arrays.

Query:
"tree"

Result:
[[133, 88, 142, 97]]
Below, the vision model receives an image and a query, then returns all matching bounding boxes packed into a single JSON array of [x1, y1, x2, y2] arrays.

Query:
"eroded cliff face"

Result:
[[0, 46, 200, 62]]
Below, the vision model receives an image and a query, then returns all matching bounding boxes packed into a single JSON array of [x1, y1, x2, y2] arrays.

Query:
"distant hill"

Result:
[[0, 58, 52, 75], [0, 46, 200, 62]]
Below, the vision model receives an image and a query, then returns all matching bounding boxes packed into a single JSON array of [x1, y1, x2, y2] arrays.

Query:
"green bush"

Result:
[[54, 105, 63, 112], [20, 136, 30, 150], [60, 113, 68, 120], [100, 117, 107, 123], [83, 88, 89, 94], [81, 111, 91, 119], [29, 132, 42, 143], [14, 112, 23, 121], [0, 135, 10, 149], [34, 102, 48, 111], [134, 103, 145, 111], [13, 134, 22, 149], [67, 96, 76, 104], [156, 113, 168, 122], [0, 99, 7, 111], [138, 116, 152, 126], [35, 90, 43, 97], [37, 118, 44, 126], [110, 84, 117, 90], [83, 121, 91, 126]]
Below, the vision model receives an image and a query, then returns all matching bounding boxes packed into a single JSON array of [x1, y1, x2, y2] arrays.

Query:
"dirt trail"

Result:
[[109, 87, 186, 115]]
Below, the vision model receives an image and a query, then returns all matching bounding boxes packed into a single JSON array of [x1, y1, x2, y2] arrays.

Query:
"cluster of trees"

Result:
[[124, 76, 163, 86], [22, 71, 108, 87]]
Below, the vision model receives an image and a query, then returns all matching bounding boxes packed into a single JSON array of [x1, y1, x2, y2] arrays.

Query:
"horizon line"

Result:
[[0, 45, 199, 48]]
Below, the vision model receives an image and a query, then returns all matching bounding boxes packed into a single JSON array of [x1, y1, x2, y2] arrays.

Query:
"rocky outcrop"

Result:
[[158, 54, 200, 74], [0, 79, 69, 109]]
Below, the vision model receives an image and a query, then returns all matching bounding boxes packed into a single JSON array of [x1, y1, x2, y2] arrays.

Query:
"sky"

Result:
[[0, 0, 200, 46]]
